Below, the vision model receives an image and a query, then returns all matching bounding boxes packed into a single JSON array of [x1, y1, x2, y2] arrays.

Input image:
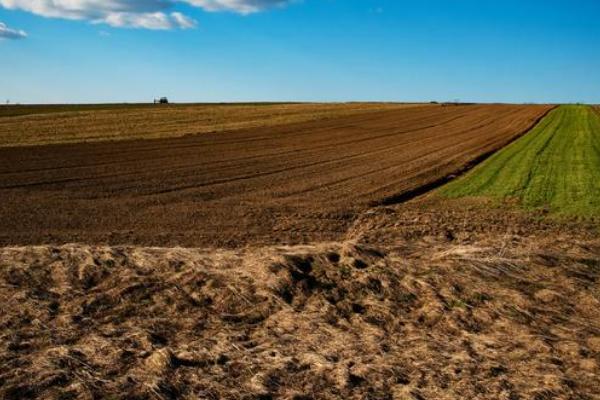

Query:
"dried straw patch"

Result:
[[0, 236, 599, 399]]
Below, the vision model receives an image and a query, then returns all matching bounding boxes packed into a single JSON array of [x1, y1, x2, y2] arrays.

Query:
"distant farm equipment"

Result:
[[154, 97, 169, 104]]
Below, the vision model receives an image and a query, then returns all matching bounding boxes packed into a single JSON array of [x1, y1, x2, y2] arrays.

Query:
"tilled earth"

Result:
[[1, 232, 599, 399], [0, 104, 550, 247], [0, 103, 419, 146], [346, 196, 600, 247]]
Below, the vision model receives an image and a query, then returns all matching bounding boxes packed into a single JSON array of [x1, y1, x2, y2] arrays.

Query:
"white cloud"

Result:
[[0, 21, 26, 39], [0, 0, 170, 20], [100, 11, 196, 29], [183, 0, 293, 14], [0, 0, 194, 29], [170, 11, 196, 29], [0, 0, 291, 30]]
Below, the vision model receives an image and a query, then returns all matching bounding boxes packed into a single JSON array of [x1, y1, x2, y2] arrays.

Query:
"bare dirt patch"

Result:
[[346, 196, 600, 247]]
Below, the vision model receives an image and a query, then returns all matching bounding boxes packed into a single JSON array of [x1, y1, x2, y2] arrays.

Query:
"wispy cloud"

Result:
[[0, 0, 292, 30], [170, 12, 197, 29], [0, 21, 27, 39], [184, 0, 293, 14], [100, 11, 196, 30]]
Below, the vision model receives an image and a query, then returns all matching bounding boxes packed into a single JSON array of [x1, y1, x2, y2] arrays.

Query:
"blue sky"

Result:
[[1, 0, 599, 104]]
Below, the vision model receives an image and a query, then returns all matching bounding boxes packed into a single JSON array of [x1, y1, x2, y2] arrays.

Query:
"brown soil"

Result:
[[0, 104, 551, 248], [1, 233, 599, 399], [0, 103, 423, 147], [346, 196, 600, 247]]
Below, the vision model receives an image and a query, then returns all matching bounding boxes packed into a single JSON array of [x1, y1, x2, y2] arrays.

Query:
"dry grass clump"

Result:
[[1, 235, 599, 399], [0, 103, 422, 147]]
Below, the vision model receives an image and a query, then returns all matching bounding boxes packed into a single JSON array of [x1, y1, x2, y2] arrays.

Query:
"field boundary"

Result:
[[371, 105, 557, 207]]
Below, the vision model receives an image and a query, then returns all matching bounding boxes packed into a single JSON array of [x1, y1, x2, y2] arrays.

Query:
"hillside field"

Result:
[[0, 104, 550, 247]]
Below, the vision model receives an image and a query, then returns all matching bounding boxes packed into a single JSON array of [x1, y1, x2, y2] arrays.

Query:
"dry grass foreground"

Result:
[[0, 104, 551, 247], [0, 103, 424, 147], [1, 235, 599, 399]]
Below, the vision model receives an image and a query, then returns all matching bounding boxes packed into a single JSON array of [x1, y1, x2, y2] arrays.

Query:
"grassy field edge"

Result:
[[439, 105, 600, 217]]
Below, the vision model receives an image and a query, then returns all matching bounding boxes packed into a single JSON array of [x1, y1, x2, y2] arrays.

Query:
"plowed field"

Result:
[[0, 102, 422, 147], [0, 104, 551, 247]]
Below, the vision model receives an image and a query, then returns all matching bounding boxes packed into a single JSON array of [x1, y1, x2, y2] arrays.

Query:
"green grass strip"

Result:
[[440, 105, 600, 217]]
